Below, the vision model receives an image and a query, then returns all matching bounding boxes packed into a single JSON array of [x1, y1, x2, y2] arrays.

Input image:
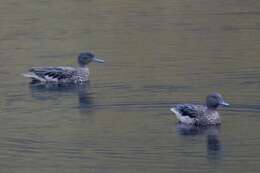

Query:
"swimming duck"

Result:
[[22, 51, 104, 83], [170, 93, 229, 126]]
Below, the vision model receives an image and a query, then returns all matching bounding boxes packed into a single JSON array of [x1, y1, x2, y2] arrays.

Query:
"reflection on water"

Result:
[[29, 82, 94, 109], [176, 123, 222, 160]]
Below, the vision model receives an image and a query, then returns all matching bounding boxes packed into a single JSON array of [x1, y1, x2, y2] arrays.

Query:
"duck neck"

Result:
[[79, 63, 88, 68], [206, 106, 217, 111]]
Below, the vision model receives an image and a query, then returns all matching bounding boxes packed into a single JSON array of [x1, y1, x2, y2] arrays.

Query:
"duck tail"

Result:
[[22, 72, 46, 82], [170, 107, 182, 119], [170, 107, 178, 114]]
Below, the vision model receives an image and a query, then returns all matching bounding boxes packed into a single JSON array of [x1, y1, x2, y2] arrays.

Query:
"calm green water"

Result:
[[1, 0, 260, 172]]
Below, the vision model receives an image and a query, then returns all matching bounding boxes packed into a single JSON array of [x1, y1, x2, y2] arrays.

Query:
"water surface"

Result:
[[0, 0, 260, 172]]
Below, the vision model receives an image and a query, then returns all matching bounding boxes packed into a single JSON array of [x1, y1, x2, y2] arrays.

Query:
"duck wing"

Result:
[[174, 104, 200, 118], [29, 66, 77, 81]]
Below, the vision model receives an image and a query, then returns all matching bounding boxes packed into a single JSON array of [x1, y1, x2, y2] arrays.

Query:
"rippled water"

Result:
[[1, 0, 260, 172]]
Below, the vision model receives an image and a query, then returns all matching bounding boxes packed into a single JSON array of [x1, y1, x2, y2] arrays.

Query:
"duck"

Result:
[[170, 93, 229, 126], [22, 51, 104, 84]]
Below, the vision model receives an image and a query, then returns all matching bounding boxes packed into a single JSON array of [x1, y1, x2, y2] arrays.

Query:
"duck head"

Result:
[[78, 51, 104, 67], [206, 93, 229, 109]]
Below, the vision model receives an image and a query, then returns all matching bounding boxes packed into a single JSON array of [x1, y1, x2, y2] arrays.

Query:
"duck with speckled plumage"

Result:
[[170, 93, 229, 126], [22, 51, 104, 84]]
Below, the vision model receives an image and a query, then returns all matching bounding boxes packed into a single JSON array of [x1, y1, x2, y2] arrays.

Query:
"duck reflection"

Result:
[[29, 81, 94, 109], [176, 123, 222, 159]]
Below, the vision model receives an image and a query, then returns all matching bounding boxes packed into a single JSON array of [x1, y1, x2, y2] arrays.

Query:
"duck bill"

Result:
[[93, 57, 105, 63], [220, 101, 230, 107]]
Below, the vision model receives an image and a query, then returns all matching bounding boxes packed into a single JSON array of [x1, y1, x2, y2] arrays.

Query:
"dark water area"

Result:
[[0, 0, 260, 172]]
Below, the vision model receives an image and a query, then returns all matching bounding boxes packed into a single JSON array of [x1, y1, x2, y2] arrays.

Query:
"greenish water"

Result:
[[0, 0, 260, 172]]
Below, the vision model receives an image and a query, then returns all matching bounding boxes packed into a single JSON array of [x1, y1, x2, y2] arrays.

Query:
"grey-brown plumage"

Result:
[[171, 93, 229, 126], [22, 52, 104, 83]]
